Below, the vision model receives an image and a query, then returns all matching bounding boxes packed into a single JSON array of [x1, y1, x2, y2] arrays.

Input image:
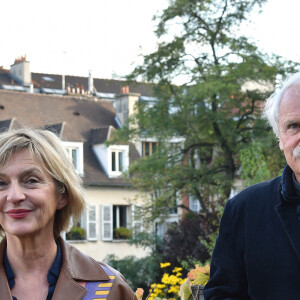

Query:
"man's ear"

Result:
[[279, 138, 283, 151]]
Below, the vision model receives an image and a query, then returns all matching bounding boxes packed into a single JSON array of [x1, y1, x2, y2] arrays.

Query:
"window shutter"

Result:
[[131, 205, 142, 235], [87, 205, 97, 241], [101, 204, 113, 241]]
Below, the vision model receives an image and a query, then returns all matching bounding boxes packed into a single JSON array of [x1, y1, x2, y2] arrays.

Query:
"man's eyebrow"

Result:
[[283, 120, 299, 126]]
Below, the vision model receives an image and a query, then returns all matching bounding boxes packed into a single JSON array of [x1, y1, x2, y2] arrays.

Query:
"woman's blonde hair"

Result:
[[0, 127, 85, 237]]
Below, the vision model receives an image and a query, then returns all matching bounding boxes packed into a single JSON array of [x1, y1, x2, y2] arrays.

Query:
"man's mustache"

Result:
[[293, 145, 300, 158]]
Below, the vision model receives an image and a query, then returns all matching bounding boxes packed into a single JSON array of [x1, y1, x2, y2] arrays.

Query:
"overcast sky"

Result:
[[1, 0, 300, 80]]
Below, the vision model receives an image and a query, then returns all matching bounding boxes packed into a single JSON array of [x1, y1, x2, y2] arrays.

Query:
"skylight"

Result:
[[42, 76, 55, 82]]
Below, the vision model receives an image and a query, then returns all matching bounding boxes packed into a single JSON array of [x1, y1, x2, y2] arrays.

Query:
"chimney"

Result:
[[115, 87, 139, 127], [10, 55, 32, 86], [75, 83, 80, 94], [80, 84, 85, 95], [88, 70, 93, 93], [121, 86, 129, 94], [62, 74, 65, 90]]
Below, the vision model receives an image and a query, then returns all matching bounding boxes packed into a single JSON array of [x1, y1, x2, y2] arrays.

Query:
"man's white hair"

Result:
[[263, 72, 300, 137]]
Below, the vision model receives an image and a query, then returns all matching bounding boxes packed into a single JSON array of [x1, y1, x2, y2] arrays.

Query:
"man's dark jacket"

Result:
[[204, 165, 300, 300]]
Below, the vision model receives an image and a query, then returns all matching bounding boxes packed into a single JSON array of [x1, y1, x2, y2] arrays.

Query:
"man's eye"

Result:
[[0, 180, 7, 187], [286, 123, 300, 133]]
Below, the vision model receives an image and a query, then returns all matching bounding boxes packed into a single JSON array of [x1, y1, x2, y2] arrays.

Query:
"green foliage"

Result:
[[198, 231, 219, 260], [104, 254, 161, 294], [66, 226, 86, 240], [129, 231, 164, 253], [239, 139, 285, 187], [117, 0, 298, 246], [113, 226, 132, 240], [239, 141, 271, 186], [180, 258, 202, 273]]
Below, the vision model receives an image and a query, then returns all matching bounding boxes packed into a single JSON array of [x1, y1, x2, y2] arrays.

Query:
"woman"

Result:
[[0, 128, 137, 300]]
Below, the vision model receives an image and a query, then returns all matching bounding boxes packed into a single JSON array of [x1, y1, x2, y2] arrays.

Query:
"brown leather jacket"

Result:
[[0, 237, 138, 300]]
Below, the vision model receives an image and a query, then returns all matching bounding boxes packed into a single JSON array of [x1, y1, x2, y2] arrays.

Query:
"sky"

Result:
[[1, 0, 300, 80]]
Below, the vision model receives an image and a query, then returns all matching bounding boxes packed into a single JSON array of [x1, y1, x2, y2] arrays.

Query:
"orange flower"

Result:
[[135, 288, 144, 300], [187, 264, 209, 279]]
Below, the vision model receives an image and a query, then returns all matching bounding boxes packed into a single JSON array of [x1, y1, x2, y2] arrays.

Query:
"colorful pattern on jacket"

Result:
[[82, 266, 115, 300]]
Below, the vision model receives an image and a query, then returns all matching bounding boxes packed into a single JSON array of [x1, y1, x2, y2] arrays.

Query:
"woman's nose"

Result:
[[6, 183, 26, 203]]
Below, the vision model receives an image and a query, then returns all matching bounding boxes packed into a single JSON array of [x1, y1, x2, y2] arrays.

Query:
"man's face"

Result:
[[279, 86, 300, 182]]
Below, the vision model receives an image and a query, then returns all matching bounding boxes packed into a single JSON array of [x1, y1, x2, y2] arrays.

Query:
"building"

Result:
[[0, 87, 150, 260], [0, 56, 154, 100], [0, 57, 191, 245]]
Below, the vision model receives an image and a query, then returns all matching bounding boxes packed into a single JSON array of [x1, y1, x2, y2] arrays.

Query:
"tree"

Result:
[[239, 138, 286, 187], [162, 214, 211, 266], [116, 0, 297, 238]]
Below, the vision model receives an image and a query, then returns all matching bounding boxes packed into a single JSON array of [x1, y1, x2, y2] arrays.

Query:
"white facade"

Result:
[[65, 186, 148, 261]]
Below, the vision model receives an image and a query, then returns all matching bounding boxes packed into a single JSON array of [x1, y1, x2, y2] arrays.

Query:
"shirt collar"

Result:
[[3, 248, 14, 289], [47, 241, 63, 285]]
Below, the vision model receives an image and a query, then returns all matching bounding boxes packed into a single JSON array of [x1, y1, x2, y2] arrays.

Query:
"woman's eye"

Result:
[[25, 178, 39, 184]]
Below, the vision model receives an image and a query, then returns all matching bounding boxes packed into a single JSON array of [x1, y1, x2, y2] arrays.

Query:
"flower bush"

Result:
[[135, 263, 210, 300], [136, 262, 185, 300], [66, 225, 86, 240]]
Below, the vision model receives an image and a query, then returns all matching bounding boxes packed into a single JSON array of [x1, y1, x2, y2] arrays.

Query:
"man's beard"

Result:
[[293, 145, 300, 158]]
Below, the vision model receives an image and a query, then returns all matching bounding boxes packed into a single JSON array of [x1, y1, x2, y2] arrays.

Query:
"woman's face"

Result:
[[0, 149, 67, 239]]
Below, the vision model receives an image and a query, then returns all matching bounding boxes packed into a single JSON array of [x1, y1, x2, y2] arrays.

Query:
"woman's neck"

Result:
[[5, 234, 58, 275]]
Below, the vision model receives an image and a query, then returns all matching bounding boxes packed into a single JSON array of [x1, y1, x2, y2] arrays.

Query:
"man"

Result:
[[204, 73, 300, 299]]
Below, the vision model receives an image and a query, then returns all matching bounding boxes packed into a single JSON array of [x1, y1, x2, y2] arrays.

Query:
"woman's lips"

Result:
[[6, 209, 32, 219]]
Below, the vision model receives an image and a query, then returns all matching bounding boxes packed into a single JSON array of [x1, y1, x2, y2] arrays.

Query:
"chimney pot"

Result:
[[121, 85, 129, 94]]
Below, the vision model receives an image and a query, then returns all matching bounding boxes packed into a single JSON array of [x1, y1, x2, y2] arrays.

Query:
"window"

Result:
[[66, 147, 78, 166], [142, 142, 158, 157], [168, 197, 178, 215], [108, 145, 129, 177], [101, 205, 139, 241], [189, 196, 201, 213], [155, 221, 177, 238], [111, 150, 124, 172], [65, 205, 98, 241], [113, 205, 127, 229], [63, 141, 84, 174], [152, 189, 178, 215]]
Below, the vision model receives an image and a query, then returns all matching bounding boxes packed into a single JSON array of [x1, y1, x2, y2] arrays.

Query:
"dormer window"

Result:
[[63, 141, 84, 175], [108, 145, 129, 177], [92, 143, 129, 178], [111, 150, 124, 172]]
